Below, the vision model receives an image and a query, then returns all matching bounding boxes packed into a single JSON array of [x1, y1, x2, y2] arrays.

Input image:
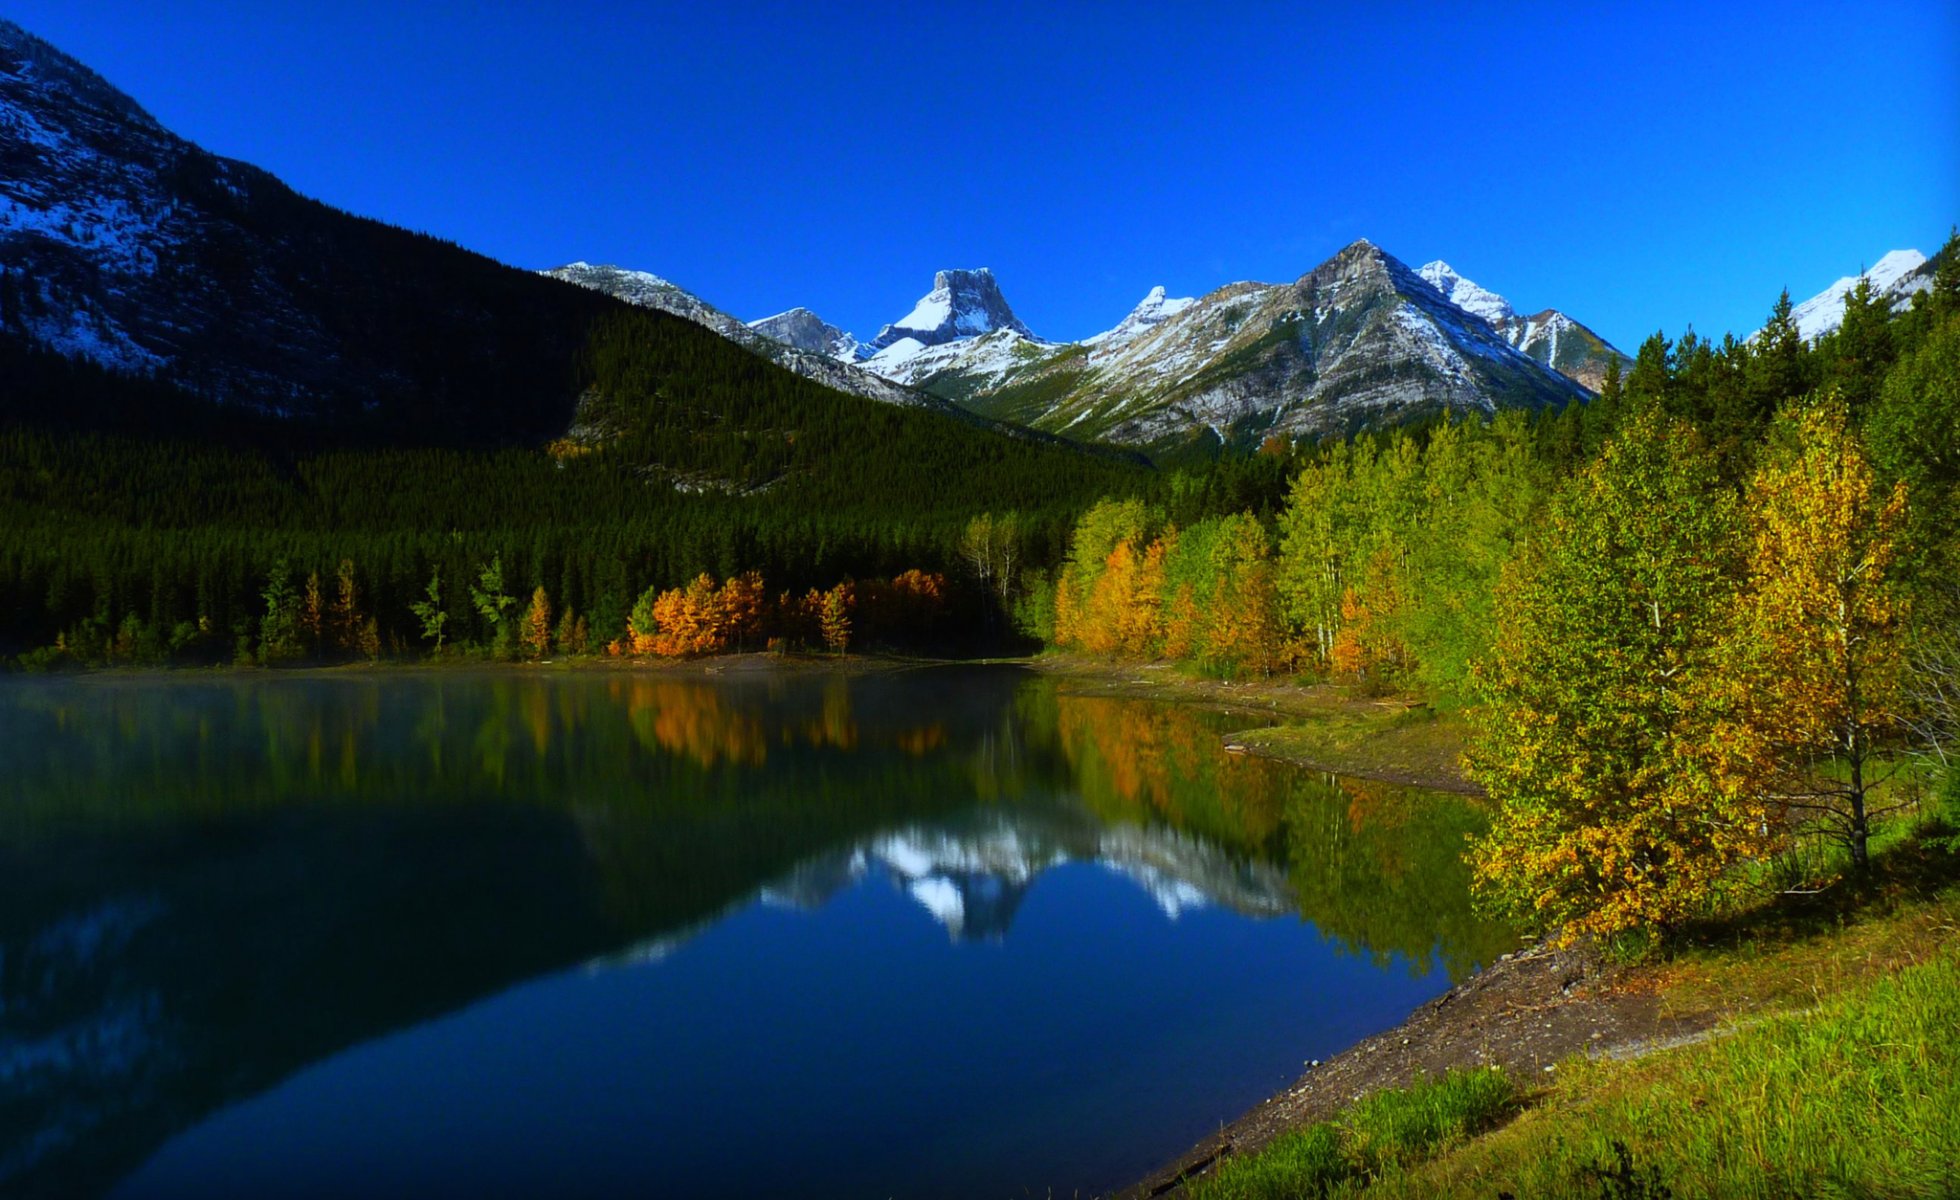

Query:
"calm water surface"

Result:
[[0, 665, 1511, 1199]]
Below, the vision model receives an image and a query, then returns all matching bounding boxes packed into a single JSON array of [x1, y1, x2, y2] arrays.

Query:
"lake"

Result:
[[0, 665, 1512, 1199]]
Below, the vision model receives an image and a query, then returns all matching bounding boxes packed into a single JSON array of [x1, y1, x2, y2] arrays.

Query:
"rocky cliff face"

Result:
[[747, 306, 862, 361], [861, 268, 1037, 374]]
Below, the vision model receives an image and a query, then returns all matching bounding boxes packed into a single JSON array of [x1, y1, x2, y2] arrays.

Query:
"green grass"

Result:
[[1365, 947, 1960, 1199], [1190, 1068, 1516, 1199], [1184, 835, 1960, 1200]]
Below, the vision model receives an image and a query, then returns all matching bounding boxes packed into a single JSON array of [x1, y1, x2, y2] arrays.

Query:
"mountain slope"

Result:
[[747, 306, 861, 361], [905, 241, 1591, 454], [0, 18, 628, 443], [1084, 286, 1198, 349], [1416, 261, 1631, 390], [1781, 248, 1934, 341], [543, 262, 933, 409]]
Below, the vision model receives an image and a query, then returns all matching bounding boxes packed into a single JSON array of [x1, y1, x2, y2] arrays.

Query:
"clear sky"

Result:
[[10, 1, 1956, 350]]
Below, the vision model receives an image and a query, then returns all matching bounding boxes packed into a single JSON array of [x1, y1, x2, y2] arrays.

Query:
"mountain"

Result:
[[1084, 285, 1198, 349], [747, 306, 862, 361], [900, 240, 1591, 454], [1416, 261, 1631, 391], [0, 18, 631, 443], [541, 262, 932, 409], [1781, 248, 1934, 342], [860, 268, 1038, 381]]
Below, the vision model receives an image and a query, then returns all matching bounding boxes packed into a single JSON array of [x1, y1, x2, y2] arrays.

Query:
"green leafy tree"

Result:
[[470, 555, 517, 653], [1466, 409, 1762, 943], [409, 566, 449, 653], [259, 560, 303, 665]]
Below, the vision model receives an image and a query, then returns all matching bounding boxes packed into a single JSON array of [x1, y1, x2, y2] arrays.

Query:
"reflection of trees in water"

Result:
[[1036, 690, 1514, 980], [0, 668, 1513, 1199], [0, 673, 995, 824]]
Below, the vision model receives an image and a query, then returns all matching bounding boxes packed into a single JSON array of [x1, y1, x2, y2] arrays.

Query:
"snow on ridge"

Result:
[[1086, 285, 1199, 349], [1786, 249, 1929, 341], [1416, 260, 1515, 326]]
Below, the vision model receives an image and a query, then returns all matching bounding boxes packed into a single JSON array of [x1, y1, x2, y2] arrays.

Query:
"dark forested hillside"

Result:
[[0, 17, 639, 442]]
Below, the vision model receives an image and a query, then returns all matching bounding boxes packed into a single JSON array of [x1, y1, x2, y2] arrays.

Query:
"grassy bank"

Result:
[[1180, 833, 1960, 1199]]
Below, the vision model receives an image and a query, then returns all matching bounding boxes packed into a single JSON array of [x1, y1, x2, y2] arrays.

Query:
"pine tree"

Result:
[[1747, 289, 1811, 419]]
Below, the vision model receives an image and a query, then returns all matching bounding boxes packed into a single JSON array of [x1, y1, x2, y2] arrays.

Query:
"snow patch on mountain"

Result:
[[1085, 285, 1197, 348], [1417, 261, 1515, 326], [862, 268, 1035, 360], [1785, 249, 1930, 341]]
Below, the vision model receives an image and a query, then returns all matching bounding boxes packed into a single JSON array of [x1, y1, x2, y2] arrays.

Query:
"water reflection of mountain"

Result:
[[762, 815, 1295, 941], [0, 667, 1510, 1198]]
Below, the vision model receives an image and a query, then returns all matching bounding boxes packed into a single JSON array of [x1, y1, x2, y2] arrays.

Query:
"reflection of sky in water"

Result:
[[116, 862, 1437, 1200], [0, 668, 1512, 1199]]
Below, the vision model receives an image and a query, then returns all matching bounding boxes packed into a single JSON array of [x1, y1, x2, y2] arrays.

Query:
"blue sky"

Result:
[[11, 1, 1956, 350]]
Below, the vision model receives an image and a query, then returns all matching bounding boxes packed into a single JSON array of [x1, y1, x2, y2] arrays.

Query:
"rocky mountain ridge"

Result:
[[841, 241, 1592, 452], [542, 262, 935, 409], [1417, 260, 1632, 391], [727, 248, 1624, 452], [0, 17, 631, 441]]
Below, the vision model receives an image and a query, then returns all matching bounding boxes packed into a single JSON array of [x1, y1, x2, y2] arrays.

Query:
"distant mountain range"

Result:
[[0, 15, 1936, 462], [564, 245, 1620, 454]]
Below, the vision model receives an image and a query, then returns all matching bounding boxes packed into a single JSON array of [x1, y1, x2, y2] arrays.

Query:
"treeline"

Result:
[[1043, 234, 1960, 942], [0, 302, 1158, 662]]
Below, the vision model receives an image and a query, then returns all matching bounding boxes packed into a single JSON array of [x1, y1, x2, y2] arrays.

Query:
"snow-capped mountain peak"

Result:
[[865, 267, 1035, 357], [1784, 248, 1931, 341], [1417, 261, 1516, 326], [1085, 285, 1197, 349]]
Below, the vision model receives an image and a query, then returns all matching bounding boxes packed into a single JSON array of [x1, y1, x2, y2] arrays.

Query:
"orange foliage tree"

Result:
[[523, 586, 553, 658]]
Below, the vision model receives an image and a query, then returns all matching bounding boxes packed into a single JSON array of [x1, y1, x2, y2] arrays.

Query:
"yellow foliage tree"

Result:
[[1711, 396, 1912, 870], [820, 582, 854, 654], [523, 586, 553, 658]]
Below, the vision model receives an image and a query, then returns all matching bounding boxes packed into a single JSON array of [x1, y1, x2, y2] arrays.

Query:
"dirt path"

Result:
[[1120, 946, 1721, 1197]]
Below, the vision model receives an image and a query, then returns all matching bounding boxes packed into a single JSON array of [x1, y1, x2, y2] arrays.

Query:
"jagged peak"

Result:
[[933, 266, 996, 289], [866, 266, 1034, 355], [1086, 284, 1197, 348]]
